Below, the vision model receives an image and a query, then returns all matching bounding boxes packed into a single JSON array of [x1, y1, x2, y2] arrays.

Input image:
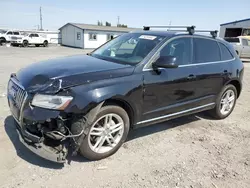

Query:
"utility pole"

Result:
[[168, 21, 172, 31], [117, 16, 120, 26], [40, 6, 43, 30]]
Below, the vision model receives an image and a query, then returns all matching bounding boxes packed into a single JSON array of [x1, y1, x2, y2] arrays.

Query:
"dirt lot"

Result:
[[0, 46, 249, 188]]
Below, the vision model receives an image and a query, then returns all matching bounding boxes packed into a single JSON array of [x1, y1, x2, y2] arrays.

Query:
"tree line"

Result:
[[97, 20, 128, 28]]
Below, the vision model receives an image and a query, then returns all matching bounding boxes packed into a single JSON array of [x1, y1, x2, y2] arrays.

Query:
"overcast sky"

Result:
[[0, 0, 250, 31]]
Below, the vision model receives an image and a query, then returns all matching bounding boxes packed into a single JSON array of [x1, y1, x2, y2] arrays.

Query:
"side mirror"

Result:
[[153, 56, 178, 69]]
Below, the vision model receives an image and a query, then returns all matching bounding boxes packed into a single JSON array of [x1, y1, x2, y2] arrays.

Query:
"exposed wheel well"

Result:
[[44, 40, 48, 43], [103, 99, 134, 127], [227, 80, 241, 98]]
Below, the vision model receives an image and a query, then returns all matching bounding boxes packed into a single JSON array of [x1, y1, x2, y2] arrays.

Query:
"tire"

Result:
[[0, 37, 6, 43], [43, 40, 48, 47], [209, 84, 237, 119], [78, 105, 130, 160], [22, 40, 28, 47], [35, 44, 40, 47]]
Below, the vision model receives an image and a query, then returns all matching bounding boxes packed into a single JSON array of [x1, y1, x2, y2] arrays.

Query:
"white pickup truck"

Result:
[[11, 33, 48, 47], [0, 30, 22, 44], [224, 36, 250, 61]]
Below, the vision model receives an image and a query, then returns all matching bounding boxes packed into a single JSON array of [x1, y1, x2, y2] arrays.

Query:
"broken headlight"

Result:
[[31, 94, 73, 110]]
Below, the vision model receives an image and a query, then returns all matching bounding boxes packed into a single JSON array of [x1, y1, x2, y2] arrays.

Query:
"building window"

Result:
[[89, 33, 97, 40], [107, 34, 114, 41], [77, 32, 81, 40]]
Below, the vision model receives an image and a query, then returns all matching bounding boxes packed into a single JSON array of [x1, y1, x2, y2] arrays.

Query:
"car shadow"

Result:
[[4, 112, 214, 168]]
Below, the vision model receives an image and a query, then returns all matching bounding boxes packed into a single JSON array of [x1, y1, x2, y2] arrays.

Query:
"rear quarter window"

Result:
[[219, 43, 234, 60], [193, 38, 220, 63]]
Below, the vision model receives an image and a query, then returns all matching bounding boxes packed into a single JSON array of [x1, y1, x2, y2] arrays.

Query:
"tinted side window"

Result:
[[219, 43, 233, 60], [160, 37, 192, 65], [13, 32, 19, 35], [193, 38, 220, 63], [7, 31, 13, 35], [34, 34, 39, 37]]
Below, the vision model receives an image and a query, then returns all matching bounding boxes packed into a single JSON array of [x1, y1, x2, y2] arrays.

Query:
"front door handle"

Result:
[[187, 74, 196, 80]]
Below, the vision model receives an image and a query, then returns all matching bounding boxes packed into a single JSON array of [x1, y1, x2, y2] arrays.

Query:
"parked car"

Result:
[[224, 36, 250, 61], [11, 33, 48, 47], [7, 26, 244, 163], [0, 30, 21, 44]]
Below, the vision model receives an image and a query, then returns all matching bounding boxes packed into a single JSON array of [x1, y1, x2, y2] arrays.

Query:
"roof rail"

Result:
[[195, 30, 218, 38], [143, 25, 218, 38], [143, 25, 196, 35]]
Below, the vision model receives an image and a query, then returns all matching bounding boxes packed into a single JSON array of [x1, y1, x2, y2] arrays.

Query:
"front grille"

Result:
[[8, 78, 27, 121], [9, 79, 26, 109]]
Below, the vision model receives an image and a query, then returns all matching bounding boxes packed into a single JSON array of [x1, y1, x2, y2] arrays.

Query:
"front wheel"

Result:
[[78, 105, 130, 160], [209, 84, 237, 119]]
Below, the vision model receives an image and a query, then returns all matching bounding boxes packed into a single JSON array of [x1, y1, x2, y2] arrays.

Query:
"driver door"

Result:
[[141, 37, 199, 122]]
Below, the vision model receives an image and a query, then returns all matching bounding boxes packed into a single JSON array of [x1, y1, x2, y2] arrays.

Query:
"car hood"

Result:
[[15, 54, 135, 94]]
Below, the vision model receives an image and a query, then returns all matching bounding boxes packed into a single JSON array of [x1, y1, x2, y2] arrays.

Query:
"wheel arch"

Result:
[[103, 98, 135, 127], [226, 79, 241, 98], [0, 37, 6, 41]]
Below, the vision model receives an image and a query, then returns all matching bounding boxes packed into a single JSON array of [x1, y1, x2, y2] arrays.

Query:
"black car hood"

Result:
[[15, 55, 135, 93]]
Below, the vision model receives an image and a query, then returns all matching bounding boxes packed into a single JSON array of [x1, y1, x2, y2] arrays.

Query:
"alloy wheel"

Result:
[[88, 113, 124, 154], [220, 89, 235, 115]]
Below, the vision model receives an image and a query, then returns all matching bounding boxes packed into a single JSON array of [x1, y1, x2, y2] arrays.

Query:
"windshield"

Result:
[[0, 30, 7, 34], [91, 33, 165, 65]]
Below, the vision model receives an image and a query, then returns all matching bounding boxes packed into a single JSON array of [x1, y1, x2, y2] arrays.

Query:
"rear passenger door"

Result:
[[192, 37, 233, 104]]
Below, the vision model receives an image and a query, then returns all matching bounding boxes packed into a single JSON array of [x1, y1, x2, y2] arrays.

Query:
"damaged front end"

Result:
[[8, 76, 103, 163]]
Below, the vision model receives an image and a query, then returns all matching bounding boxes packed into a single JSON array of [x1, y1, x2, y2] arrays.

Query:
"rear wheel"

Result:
[[22, 40, 28, 47], [78, 105, 130, 160], [43, 40, 48, 47], [209, 84, 237, 119]]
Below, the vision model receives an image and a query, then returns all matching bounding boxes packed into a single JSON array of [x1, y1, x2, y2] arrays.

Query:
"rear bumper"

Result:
[[15, 121, 68, 163]]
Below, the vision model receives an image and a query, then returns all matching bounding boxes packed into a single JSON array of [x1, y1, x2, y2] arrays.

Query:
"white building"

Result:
[[59, 23, 137, 49], [219, 18, 250, 38]]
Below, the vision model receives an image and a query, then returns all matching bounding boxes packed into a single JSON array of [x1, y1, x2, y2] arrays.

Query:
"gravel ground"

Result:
[[0, 46, 249, 188]]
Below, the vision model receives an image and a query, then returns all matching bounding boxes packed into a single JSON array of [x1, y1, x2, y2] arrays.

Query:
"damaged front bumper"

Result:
[[8, 77, 102, 163], [8, 77, 69, 163], [16, 123, 68, 163]]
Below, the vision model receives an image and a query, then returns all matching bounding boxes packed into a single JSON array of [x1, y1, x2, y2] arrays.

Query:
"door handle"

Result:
[[187, 74, 196, 80], [223, 70, 228, 74]]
